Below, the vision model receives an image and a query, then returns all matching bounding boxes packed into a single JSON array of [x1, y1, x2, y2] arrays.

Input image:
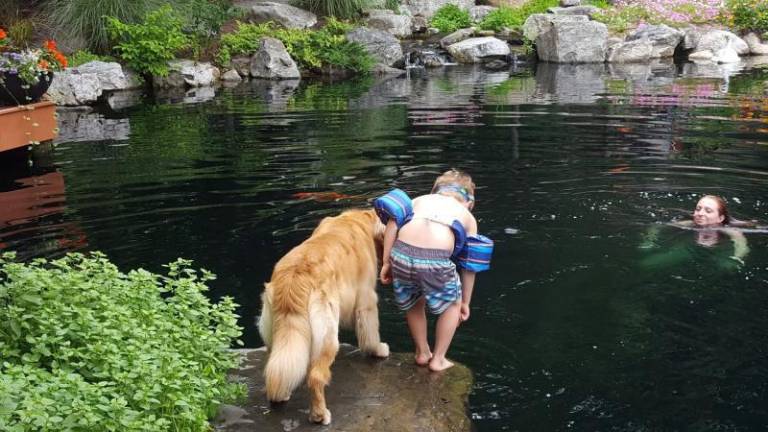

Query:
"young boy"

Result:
[[375, 169, 493, 372]]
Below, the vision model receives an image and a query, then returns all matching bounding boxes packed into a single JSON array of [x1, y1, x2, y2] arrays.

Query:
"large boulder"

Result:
[[46, 71, 102, 106], [688, 29, 749, 63], [402, 0, 475, 19], [154, 60, 220, 88], [346, 27, 404, 67], [536, 20, 608, 63], [440, 27, 476, 49], [70, 61, 142, 91], [606, 39, 653, 63], [233, 1, 317, 29], [625, 24, 683, 58], [250, 37, 301, 79], [447, 36, 510, 63], [522, 13, 588, 42], [365, 10, 414, 37], [744, 32, 768, 55]]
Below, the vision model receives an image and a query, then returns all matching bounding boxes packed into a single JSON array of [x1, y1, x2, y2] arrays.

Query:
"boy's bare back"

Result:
[[397, 194, 477, 252]]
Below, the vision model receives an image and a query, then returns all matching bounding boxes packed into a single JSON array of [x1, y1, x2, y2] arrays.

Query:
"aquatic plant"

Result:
[[0, 252, 245, 431]]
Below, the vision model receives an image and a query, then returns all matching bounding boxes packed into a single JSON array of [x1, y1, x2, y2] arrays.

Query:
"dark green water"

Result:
[[2, 61, 768, 430]]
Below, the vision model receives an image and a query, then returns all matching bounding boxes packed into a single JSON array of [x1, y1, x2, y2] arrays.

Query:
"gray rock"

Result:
[[73, 61, 142, 91], [522, 13, 588, 42], [607, 39, 653, 63], [221, 69, 243, 82], [411, 15, 429, 33], [154, 60, 221, 88], [366, 11, 414, 37], [447, 37, 511, 63], [346, 27, 404, 67], [402, 0, 475, 19], [682, 27, 702, 50], [233, 1, 317, 29], [744, 32, 768, 55], [536, 20, 608, 63], [213, 346, 473, 432], [470, 5, 496, 22], [547, 5, 600, 17], [689, 30, 748, 63], [47, 71, 103, 106], [560, 0, 581, 6], [441, 27, 476, 49], [371, 63, 406, 75], [626, 24, 683, 58], [250, 37, 301, 79], [230, 56, 252, 77]]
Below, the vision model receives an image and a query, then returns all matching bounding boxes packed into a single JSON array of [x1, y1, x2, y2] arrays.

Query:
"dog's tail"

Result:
[[263, 287, 311, 402]]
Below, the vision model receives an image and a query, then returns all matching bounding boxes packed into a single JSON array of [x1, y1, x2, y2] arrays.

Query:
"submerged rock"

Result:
[[214, 345, 473, 432]]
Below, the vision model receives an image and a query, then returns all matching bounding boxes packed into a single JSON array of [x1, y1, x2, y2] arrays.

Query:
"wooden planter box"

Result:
[[0, 101, 58, 153]]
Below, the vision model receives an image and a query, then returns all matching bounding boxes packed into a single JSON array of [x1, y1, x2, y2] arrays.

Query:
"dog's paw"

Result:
[[374, 342, 390, 358], [309, 408, 331, 425]]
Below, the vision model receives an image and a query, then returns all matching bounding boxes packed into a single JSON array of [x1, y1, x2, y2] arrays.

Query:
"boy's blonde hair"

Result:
[[431, 169, 475, 205]]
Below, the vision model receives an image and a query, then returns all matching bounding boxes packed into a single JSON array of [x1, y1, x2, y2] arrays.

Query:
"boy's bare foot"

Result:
[[428, 357, 454, 372], [415, 351, 432, 366]]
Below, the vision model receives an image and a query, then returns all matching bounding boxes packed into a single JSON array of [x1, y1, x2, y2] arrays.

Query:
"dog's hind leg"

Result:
[[355, 283, 390, 358], [307, 294, 339, 425], [257, 288, 273, 349]]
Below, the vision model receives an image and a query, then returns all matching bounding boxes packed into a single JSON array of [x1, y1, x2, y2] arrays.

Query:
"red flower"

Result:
[[45, 40, 57, 51], [0, 28, 7, 39], [38, 59, 50, 70], [54, 52, 68, 68]]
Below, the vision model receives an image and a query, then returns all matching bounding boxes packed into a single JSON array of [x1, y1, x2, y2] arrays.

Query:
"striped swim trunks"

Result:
[[390, 240, 461, 315]]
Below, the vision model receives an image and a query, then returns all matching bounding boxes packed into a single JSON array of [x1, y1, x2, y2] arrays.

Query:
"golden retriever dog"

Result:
[[258, 208, 389, 425]]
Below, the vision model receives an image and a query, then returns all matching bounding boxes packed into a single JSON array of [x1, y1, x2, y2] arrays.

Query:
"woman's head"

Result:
[[693, 195, 729, 227]]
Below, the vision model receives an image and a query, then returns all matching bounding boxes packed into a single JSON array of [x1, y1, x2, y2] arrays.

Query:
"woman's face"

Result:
[[693, 197, 725, 227]]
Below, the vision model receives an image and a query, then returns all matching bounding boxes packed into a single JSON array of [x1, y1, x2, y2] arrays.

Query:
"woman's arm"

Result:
[[723, 228, 749, 263]]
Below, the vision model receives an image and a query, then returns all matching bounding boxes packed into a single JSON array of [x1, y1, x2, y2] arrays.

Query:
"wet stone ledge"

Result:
[[214, 344, 474, 432]]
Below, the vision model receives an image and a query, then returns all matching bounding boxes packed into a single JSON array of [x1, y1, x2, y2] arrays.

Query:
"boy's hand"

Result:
[[459, 303, 470, 323], [380, 262, 392, 284]]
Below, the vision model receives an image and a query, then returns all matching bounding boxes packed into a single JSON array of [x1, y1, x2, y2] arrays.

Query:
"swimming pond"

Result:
[[1, 61, 767, 430]]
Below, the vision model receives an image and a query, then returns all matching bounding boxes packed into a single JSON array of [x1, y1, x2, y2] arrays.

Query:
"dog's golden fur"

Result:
[[258, 208, 389, 425]]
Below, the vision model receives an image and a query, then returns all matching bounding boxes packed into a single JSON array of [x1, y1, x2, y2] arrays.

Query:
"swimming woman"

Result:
[[641, 195, 752, 267]]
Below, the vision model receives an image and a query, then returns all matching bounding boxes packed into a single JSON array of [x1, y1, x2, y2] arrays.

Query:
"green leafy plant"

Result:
[[0, 252, 245, 432], [67, 50, 117, 67], [726, 0, 768, 33], [384, 0, 400, 12], [294, 0, 372, 19], [106, 5, 191, 77], [592, 5, 653, 33], [479, 0, 559, 31], [431, 4, 472, 33], [217, 18, 374, 73]]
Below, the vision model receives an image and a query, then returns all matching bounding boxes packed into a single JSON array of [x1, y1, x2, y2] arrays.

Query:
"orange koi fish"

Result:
[[292, 191, 359, 202]]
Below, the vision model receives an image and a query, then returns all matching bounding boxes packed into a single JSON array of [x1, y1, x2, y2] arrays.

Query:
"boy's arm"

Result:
[[459, 215, 479, 322], [380, 220, 398, 284]]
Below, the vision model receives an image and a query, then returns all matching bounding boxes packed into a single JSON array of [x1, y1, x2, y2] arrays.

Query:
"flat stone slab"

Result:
[[214, 345, 473, 432]]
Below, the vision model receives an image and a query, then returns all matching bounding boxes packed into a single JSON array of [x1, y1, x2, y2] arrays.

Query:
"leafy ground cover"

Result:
[[0, 252, 245, 432]]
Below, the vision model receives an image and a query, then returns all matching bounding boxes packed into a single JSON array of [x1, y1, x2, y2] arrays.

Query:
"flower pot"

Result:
[[0, 71, 54, 106]]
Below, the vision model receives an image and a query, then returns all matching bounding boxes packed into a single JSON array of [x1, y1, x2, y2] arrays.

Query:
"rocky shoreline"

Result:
[[44, 0, 768, 108]]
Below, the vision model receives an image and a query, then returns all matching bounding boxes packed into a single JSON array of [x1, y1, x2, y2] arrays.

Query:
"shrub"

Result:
[[106, 5, 191, 77], [726, 0, 768, 33], [431, 4, 472, 33], [0, 252, 245, 432], [217, 18, 374, 73], [294, 0, 372, 19], [478, 0, 558, 31]]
